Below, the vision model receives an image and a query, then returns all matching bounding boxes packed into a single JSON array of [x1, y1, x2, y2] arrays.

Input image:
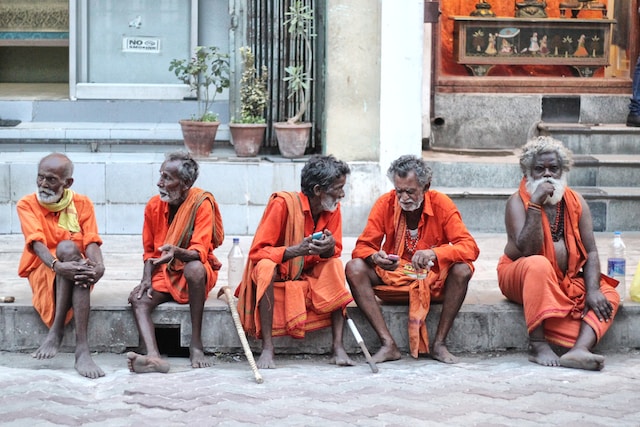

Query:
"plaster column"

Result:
[[379, 0, 424, 173], [324, 0, 381, 161]]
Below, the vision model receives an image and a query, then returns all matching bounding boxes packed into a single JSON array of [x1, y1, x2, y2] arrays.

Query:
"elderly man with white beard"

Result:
[[498, 136, 620, 371], [17, 153, 106, 378]]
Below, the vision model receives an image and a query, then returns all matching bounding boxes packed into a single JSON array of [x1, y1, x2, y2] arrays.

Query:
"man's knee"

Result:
[[521, 255, 554, 275], [345, 258, 370, 285], [56, 240, 81, 261], [448, 263, 473, 284], [183, 260, 206, 286]]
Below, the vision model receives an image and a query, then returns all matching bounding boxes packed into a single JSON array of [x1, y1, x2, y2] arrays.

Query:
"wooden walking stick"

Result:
[[217, 286, 264, 384], [345, 313, 379, 373]]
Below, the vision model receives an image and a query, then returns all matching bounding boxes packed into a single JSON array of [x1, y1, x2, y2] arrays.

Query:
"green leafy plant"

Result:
[[233, 46, 269, 124], [283, 0, 315, 125], [169, 46, 231, 122]]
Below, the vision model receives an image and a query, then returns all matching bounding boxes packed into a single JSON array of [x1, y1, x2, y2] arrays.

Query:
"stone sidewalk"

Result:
[[0, 350, 639, 426]]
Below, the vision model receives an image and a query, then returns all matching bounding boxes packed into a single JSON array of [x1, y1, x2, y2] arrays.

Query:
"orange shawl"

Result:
[[235, 192, 305, 336], [164, 188, 224, 301]]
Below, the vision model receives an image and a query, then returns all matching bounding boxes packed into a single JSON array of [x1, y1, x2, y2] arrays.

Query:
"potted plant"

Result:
[[229, 46, 269, 157], [169, 45, 231, 156], [273, 0, 315, 158]]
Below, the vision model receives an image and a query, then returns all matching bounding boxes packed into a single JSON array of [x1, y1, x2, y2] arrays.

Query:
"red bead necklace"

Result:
[[405, 228, 419, 255], [549, 200, 564, 242]]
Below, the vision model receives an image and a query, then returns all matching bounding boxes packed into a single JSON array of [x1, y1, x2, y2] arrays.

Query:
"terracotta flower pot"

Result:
[[179, 120, 220, 157], [273, 122, 312, 158], [229, 123, 267, 157]]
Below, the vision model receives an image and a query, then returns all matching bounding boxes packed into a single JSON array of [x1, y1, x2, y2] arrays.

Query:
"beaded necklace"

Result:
[[549, 200, 564, 242], [405, 228, 419, 255]]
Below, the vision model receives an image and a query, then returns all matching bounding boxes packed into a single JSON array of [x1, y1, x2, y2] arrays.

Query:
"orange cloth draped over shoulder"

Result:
[[352, 190, 479, 358], [143, 188, 224, 303], [497, 178, 619, 347], [17, 191, 103, 327], [235, 191, 353, 339]]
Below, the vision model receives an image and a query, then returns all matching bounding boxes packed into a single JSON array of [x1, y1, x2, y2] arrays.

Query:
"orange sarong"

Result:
[[497, 179, 619, 347], [235, 191, 353, 339]]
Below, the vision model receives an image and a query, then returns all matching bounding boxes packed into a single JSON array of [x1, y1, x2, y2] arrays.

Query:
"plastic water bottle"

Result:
[[607, 231, 626, 302], [227, 238, 245, 290]]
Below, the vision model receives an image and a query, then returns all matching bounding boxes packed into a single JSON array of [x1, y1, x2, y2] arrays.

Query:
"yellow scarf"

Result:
[[39, 189, 81, 233]]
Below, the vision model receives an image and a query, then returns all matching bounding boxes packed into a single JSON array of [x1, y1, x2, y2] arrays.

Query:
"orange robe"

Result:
[[352, 190, 479, 358], [497, 179, 619, 347], [235, 191, 353, 339], [17, 192, 103, 327], [143, 188, 224, 303]]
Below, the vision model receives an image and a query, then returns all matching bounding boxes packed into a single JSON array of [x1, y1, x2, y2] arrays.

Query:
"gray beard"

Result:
[[525, 176, 567, 205]]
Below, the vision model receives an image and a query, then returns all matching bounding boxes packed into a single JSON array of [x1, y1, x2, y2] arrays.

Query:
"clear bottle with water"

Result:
[[227, 237, 245, 290], [607, 231, 626, 302]]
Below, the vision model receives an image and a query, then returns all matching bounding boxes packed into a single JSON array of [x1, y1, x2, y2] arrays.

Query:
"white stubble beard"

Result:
[[320, 194, 339, 212], [37, 187, 63, 204]]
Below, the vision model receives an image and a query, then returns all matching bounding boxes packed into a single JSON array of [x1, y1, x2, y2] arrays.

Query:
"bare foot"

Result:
[[431, 342, 459, 364], [330, 347, 356, 366], [189, 347, 213, 369], [127, 352, 170, 374], [257, 348, 276, 369], [190, 347, 212, 369], [371, 343, 401, 364], [559, 348, 605, 371], [528, 340, 560, 367], [75, 351, 105, 379], [32, 332, 63, 359]]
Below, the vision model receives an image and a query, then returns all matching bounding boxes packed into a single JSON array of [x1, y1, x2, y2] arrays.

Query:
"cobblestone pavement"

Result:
[[0, 350, 639, 426]]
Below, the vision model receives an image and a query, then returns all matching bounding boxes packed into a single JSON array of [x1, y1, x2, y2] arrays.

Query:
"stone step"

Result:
[[1, 233, 639, 355], [537, 122, 640, 155], [427, 150, 640, 188], [0, 121, 229, 147], [442, 186, 640, 232], [0, 99, 229, 124]]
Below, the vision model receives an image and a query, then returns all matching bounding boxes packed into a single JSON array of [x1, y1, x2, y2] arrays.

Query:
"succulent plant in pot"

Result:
[[229, 46, 269, 157], [273, 0, 315, 158], [169, 45, 230, 156]]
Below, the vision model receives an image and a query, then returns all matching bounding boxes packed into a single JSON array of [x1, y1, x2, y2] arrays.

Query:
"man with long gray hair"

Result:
[[498, 136, 619, 371]]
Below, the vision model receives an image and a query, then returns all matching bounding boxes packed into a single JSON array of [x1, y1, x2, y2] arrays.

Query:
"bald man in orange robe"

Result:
[[498, 136, 619, 371], [17, 152, 105, 379]]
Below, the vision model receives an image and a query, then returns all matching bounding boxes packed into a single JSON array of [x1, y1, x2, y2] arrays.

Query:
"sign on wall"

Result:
[[122, 36, 161, 53]]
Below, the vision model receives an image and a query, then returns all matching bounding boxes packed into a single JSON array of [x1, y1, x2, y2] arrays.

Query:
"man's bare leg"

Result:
[[346, 259, 401, 363], [128, 288, 172, 373], [256, 283, 277, 368], [329, 309, 355, 366], [185, 262, 211, 369], [72, 285, 104, 378], [431, 264, 471, 364], [528, 325, 560, 367], [559, 323, 605, 371], [32, 276, 71, 359]]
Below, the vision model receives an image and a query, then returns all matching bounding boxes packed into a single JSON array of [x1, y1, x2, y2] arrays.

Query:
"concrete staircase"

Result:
[[426, 122, 640, 233]]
